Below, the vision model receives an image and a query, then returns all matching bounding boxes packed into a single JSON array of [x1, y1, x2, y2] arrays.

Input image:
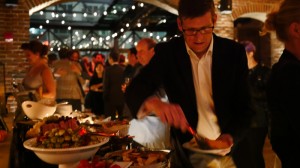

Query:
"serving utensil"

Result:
[[187, 125, 211, 150], [78, 127, 119, 137]]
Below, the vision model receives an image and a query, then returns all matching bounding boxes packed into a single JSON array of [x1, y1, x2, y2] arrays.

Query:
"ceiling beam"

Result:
[[136, 0, 178, 15]]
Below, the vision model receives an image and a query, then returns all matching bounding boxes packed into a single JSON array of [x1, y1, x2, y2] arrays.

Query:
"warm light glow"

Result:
[[120, 28, 124, 32], [137, 23, 141, 27], [40, 11, 44, 15], [139, 3, 144, 7], [143, 28, 147, 32], [131, 5, 135, 10], [126, 23, 129, 27]]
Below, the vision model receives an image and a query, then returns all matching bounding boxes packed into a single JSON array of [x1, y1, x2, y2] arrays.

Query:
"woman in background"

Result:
[[264, 0, 300, 167], [21, 40, 56, 100], [86, 63, 105, 117]]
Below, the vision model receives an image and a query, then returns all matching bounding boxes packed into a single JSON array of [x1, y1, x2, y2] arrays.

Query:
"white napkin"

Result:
[[128, 116, 170, 149]]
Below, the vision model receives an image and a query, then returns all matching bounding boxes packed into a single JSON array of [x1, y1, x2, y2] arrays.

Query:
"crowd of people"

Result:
[[16, 0, 299, 167]]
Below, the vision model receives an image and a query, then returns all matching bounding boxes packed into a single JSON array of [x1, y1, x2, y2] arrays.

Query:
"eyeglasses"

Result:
[[182, 26, 214, 36]]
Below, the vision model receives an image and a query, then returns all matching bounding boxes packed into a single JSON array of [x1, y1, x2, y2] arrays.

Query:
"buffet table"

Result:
[[3, 110, 171, 168]]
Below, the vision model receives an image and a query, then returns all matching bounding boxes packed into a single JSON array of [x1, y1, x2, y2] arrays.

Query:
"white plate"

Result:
[[183, 141, 231, 156]]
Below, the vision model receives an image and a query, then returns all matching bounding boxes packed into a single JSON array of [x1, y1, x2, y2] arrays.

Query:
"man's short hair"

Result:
[[178, 0, 215, 19], [109, 49, 120, 62], [139, 38, 157, 50]]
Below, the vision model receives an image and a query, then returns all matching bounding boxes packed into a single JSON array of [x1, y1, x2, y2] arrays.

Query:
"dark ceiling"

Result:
[[30, 0, 179, 38]]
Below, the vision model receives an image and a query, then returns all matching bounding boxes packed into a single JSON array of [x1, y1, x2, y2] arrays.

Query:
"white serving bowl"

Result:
[[21, 101, 57, 120], [56, 104, 73, 116], [23, 137, 109, 168]]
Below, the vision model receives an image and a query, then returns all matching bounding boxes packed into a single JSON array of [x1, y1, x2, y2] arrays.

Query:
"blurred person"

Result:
[[123, 47, 140, 80], [126, 38, 170, 149], [80, 56, 93, 79], [89, 53, 105, 75], [69, 49, 80, 62], [53, 48, 84, 111], [240, 40, 271, 168], [21, 40, 56, 100], [47, 52, 58, 66], [103, 49, 125, 120], [119, 54, 126, 67], [86, 62, 105, 117], [263, 0, 300, 167], [125, 0, 252, 167]]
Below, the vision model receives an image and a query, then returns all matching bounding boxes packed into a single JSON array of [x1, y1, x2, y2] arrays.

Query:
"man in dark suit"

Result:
[[125, 0, 253, 167], [103, 49, 125, 120]]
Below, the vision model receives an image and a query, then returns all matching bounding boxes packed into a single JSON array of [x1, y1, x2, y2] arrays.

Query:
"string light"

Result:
[[30, 2, 175, 52]]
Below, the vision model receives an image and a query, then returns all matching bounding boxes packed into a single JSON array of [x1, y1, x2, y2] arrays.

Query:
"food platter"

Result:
[[23, 137, 109, 168]]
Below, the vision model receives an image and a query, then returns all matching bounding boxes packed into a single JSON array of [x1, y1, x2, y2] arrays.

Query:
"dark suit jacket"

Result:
[[103, 64, 125, 106], [267, 50, 300, 166], [125, 35, 252, 167]]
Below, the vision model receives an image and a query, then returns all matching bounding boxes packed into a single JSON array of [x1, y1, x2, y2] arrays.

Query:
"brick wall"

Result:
[[0, 0, 285, 93]]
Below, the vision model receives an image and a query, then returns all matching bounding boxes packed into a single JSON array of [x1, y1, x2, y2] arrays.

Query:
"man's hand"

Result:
[[138, 96, 189, 132]]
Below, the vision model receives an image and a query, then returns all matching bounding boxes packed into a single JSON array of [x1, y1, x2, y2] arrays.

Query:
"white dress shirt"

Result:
[[186, 37, 221, 140]]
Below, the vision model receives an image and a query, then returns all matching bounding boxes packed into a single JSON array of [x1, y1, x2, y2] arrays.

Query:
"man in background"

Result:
[[127, 38, 170, 149]]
